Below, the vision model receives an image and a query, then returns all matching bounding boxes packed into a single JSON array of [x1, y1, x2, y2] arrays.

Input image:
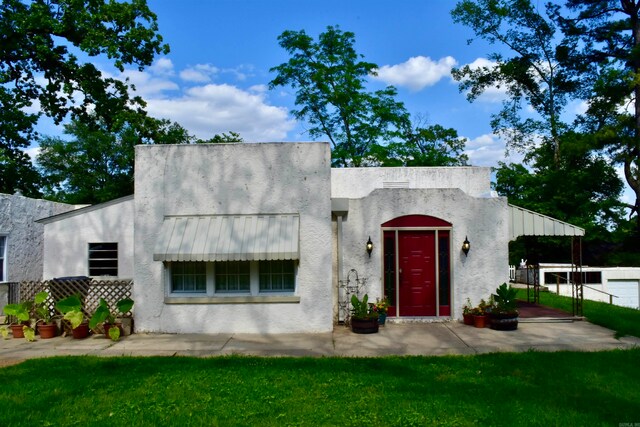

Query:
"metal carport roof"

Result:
[[509, 204, 585, 241]]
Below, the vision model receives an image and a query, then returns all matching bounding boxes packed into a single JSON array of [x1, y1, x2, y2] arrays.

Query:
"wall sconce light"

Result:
[[462, 236, 471, 256], [366, 236, 373, 258]]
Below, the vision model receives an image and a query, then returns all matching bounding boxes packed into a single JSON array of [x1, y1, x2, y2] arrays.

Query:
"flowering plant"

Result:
[[471, 298, 489, 316], [373, 297, 389, 315]]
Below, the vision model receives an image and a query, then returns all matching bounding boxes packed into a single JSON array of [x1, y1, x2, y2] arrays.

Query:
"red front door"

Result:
[[398, 231, 436, 316]]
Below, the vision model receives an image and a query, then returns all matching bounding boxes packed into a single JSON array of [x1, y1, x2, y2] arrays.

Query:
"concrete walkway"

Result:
[[1, 321, 639, 365]]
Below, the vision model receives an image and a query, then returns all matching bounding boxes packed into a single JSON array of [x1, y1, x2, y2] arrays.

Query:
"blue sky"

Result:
[[65, 0, 518, 168]]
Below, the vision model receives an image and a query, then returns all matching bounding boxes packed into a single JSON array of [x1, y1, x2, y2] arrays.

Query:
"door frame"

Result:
[[382, 223, 453, 318]]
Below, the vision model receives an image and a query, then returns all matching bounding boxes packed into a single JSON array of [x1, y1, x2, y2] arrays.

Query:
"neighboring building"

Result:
[[537, 264, 640, 309], [0, 193, 77, 283], [0, 193, 78, 315], [38, 142, 586, 334]]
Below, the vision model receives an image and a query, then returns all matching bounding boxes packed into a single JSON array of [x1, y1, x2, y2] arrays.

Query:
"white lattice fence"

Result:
[[14, 279, 133, 321]]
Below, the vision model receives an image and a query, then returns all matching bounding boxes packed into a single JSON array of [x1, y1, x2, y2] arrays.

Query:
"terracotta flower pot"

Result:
[[72, 323, 90, 339], [473, 314, 488, 328], [10, 324, 26, 339], [463, 313, 474, 326], [37, 322, 58, 339]]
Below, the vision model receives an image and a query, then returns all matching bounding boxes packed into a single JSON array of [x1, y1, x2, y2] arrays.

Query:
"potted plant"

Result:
[[349, 294, 379, 334], [489, 283, 519, 331], [89, 297, 134, 341], [2, 300, 32, 339], [462, 298, 474, 325], [55, 295, 90, 339], [33, 291, 58, 339], [2, 291, 54, 340], [374, 297, 390, 326], [472, 298, 489, 328]]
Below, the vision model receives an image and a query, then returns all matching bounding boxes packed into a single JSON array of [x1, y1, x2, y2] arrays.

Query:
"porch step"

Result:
[[386, 317, 444, 324], [519, 316, 585, 323]]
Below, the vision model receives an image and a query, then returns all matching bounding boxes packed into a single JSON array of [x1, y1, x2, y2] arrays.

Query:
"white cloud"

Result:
[[463, 133, 524, 167], [23, 145, 41, 162], [179, 64, 220, 83], [372, 56, 457, 91], [249, 84, 268, 93], [459, 58, 507, 103], [149, 58, 175, 76], [120, 69, 179, 98], [146, 83, 295, 141], [31, 59, 295, 143]]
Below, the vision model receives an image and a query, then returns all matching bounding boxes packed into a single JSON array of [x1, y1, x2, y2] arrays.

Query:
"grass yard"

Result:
[[2, 351, 640, 426], [516, 288, 640, 338]]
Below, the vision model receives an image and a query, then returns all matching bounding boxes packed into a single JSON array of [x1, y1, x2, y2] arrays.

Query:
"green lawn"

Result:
[[2, 351, 640, 426], [516, 288, 640, 338]]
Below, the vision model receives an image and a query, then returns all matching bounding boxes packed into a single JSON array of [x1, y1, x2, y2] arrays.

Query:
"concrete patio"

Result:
[[1, 320, 638, 366]]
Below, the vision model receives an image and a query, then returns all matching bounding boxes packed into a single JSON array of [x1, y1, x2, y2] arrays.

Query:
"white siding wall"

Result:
[[42, 197, 134, 279], [134, 143, 333, 334]]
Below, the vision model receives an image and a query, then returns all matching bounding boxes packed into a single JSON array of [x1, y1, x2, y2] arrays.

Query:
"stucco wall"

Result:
[[336, 188, 510, 319], [0, 193, 76, 282], [331, 167, 493, 199], [41, 196, 134, 279], [134, 142, 333, 334]]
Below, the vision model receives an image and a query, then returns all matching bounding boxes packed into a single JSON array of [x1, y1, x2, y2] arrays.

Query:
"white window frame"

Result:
[[165, 261, 297, 298], [0, 235, 7, 282]]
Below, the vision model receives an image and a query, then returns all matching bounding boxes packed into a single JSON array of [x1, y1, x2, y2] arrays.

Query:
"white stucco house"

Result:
[[38, 142, 585, 334]]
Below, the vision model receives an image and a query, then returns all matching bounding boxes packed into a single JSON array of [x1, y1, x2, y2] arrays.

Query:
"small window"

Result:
[[171, 262, 206, 293], [259, 260, 295, 292], [0, 235, 6, 282], [88, 242, 118, 276], [215, 261, 250, 293]]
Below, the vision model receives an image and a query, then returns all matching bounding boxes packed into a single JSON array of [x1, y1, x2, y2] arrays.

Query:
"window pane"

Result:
[[259, 260, 295, 292], [171, 262, 206, 293], [438, 233, 450, 306], [383, 232, 396, 306], [215, 261, 250, 293]]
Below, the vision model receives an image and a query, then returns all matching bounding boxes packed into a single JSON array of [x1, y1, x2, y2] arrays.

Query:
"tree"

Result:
[[552, 0, 640, 234], [37, 117, 193, 204], [196, 131, 244, 144], [451, 0, 577, 165], [269, 26, 411, 167], [452, 0, 635, 262], [0, 0, 169, 196], [494, 133, 626, 265], [374, 121, 469, 167]]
